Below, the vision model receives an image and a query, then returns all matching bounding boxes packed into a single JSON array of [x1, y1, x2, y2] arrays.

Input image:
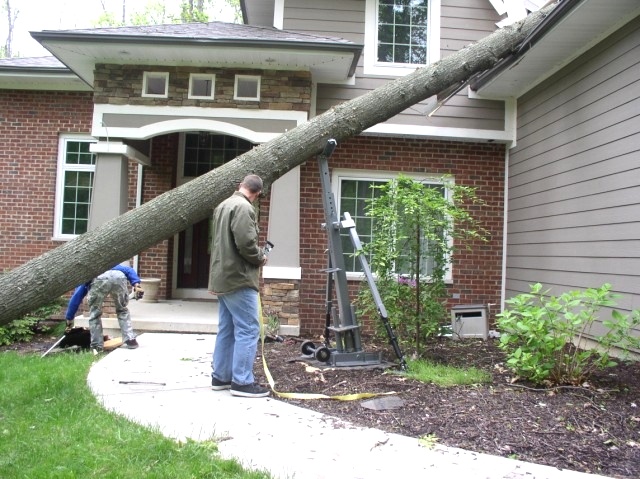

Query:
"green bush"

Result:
[[0, 298, 66, 345], [355, 174, 487, 356], [496, 283, 640, 385]]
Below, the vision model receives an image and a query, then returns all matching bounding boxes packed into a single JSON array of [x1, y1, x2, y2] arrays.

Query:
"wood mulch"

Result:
[[256, 335, 640, 479]]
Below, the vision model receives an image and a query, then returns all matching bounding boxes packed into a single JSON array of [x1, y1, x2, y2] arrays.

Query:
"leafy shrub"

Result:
[[496, 283, 640, 385], [0, 298, 66, 345], [355, 174, 487, 356]]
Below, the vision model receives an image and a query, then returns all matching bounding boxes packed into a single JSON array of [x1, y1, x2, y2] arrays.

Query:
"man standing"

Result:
[[209, 174, 269, 398], [65, 263, 143, 353]]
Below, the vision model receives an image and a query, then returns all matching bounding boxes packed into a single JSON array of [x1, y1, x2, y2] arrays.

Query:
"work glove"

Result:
[[134, 285, 144, 300], [65, 320, 73, 332]]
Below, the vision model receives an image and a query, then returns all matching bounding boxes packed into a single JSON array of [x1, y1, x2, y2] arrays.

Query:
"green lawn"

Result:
[[0, 351, 271, 479]]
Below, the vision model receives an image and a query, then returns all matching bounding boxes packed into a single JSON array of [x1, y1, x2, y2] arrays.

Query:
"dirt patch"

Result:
[[7, 332, 639, 478]]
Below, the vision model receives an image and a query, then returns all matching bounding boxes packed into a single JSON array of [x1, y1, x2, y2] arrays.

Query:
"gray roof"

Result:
[[32, 21, 356, 47], [0, 56, 66, 70], [24, 20, 362, 87]]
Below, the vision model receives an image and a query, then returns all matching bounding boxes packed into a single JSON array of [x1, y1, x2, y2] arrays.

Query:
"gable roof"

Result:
[[29, 21, 362, 87]]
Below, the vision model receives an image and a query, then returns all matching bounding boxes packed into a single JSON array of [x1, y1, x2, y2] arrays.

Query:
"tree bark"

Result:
[[0, 6, 554, 323]]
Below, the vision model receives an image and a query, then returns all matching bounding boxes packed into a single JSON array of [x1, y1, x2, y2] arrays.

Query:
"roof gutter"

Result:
[[0, 66, 70, 74], [470, 0, 584, 92]]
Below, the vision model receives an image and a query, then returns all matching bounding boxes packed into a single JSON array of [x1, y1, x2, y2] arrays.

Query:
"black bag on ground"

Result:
[[58, 327, 91, 349]]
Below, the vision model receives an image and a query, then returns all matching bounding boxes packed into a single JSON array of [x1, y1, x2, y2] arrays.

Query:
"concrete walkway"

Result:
[[87, 332, 613, 479]]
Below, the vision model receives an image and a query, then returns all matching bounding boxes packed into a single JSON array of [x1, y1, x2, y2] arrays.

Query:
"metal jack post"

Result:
[[300, 139, 406, 369]]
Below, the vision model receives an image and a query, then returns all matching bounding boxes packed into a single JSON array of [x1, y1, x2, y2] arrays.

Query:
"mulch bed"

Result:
[[5, 331, 639, 478], [256, 336, 640, 479]]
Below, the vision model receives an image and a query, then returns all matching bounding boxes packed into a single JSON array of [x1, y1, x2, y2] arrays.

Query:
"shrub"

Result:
[[0, 298, 66, 345], [496, 283, 640, 385], [355, 174, 487, 356]]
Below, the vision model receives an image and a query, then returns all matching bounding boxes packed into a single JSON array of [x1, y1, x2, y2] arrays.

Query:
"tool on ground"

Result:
[[300, 139, 407, 370], [41, 327, 92, 358], [119, 380, 166, 386], [41, 334, 68, 358]]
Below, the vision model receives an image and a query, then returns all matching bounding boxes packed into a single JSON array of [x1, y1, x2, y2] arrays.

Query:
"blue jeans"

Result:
[[212, 288, 260, 386]]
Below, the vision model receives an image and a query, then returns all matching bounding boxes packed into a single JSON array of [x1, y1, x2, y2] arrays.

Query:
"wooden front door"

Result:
[[177, 217, 211, 289]]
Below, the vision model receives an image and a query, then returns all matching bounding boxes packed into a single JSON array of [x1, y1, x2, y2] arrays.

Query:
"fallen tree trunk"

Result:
[[0, 6, 554, 324]]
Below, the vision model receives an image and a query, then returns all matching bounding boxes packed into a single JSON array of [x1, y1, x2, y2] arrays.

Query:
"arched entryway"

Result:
[[174, 132, 254, 295]]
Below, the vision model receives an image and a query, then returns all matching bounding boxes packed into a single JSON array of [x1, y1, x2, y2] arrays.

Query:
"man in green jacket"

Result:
[[208, 174, 269, 398]]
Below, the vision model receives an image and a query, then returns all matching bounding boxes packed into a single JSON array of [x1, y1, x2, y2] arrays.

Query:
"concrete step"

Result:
[[74, 299, 219, 338], [73, 299, 299, 338]]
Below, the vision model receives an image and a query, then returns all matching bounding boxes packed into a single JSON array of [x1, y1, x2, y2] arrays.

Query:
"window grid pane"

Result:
[[61, 170, 94, 235], [59, 139, 96, 237], [339, 177, 447, 275], [377, 0, 428, 65], [65, 141, 95, 166], [339, 179, 386, 272], [190, 74, 215, 98], [192, 79, 212, 97], [184, 133, 253, 177]]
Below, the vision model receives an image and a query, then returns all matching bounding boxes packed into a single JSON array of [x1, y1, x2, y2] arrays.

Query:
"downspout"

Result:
[[500, 96, 517, 314], [132, 163, 144, 272], [500, 144, 509, 315]]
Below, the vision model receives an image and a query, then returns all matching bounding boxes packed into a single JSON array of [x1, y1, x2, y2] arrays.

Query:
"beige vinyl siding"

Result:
[[283, 0, 364, 42], [505, 15, 640, 328], [441, 0, 504, 57], [284, 0, 505, 132]]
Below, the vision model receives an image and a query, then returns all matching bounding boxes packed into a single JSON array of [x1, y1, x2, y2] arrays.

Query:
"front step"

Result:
[[72, 299, 300, 338], [73, 299, 219, 339]]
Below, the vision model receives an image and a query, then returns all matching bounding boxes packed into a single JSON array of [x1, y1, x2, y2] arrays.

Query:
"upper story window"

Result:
[[142, 71, 169, 97], [54, 135, 96, 240], [364, 0, 440, 77], [189, 73, 215, 99], [234, 75, 261, 101]]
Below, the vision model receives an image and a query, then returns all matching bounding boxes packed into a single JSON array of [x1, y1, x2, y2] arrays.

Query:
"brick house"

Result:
[[1, 0, 638, 345]]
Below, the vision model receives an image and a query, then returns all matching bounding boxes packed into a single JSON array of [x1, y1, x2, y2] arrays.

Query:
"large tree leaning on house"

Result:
[[0, 5, 555, 324]]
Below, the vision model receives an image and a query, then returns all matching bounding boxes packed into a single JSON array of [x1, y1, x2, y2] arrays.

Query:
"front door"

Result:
[[175, 132, 254, 295], [177, 217, 211, 289]]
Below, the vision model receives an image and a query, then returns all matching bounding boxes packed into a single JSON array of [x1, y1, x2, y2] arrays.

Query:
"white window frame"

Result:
[[364, 0, 441, 77], [234, 75, 261, 101], [188, 73, 216, 100], [332, 169, 453, 281], [142, 71, 169, 98], [53, 134, 97, 240]]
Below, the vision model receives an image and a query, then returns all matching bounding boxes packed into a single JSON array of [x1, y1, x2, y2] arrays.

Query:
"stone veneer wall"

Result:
[[93, 64, 312, 111], [261, 280, 300, 330]]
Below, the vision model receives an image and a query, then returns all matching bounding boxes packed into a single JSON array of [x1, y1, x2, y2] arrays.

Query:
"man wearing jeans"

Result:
[[65, 263, 142, 353], [208, 174, 269, 398]]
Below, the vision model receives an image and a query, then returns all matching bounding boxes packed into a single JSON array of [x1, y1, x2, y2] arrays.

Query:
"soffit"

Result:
[[473, 0, 640, 99]]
